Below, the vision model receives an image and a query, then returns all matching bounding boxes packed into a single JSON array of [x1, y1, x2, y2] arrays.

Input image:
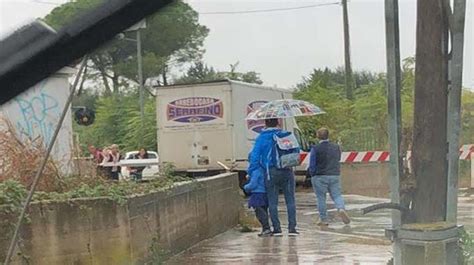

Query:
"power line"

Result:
[[198, 2, 341, 15], [30, 0, 64, 6]]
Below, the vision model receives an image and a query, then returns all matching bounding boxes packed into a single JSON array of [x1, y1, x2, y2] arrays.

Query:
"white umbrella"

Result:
[[245, 99, 325, 120]]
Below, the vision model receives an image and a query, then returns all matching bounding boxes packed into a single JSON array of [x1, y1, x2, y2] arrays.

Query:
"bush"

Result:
[[0, 180, 27, 242], [459, 227, 473, 264]]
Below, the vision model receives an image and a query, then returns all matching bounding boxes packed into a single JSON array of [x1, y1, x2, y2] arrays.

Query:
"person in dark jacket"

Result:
[[244, 165, 271, 237], [308, 127, 351, 226], [248, 118, 298, 236]]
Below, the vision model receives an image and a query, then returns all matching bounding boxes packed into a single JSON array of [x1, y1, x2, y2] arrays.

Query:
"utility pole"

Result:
[[342, 0, 354, 100], [446, 0, 467, 223], [124, 19, 147, 146], [371, 0, 466, 263], [394, 0, 464, 263], [412, 0, 449, 224], [137, 29, 145, 146], [384, 0, 403, 263]]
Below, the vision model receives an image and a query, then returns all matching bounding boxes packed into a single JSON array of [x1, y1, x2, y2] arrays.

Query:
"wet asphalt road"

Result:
[[166, 190, 474, 265]]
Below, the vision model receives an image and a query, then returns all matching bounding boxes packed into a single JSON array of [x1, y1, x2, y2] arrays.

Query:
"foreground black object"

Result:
[[0, 0, 172, 106], [74, 107, 96, 126]]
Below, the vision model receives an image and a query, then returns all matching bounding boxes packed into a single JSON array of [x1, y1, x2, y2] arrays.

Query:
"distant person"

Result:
[[308, 128, 350, 226], [100, 147, 111, 179], [88, 145, 104, 176], [128, 148, 149, 182], [88, 145, 103, 164], [245, 153, 271, 237], [108, 144, 120, 180], [248, 118, 299, 236], [103, 144, 121, 180]]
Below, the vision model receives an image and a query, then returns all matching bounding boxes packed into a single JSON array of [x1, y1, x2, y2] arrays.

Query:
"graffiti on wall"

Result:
[[14, 81, 60, 146]]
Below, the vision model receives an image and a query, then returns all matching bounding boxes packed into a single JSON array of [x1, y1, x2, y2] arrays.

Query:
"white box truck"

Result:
[[155, 80, 310, 184]]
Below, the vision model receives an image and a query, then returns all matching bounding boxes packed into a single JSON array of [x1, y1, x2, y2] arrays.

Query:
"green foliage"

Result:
[[294, 83, 354, 146], [29, 175, 191, 205], [0, 180, 27, 242], [160, 163, 179, 178], [0, 180, 27, 215], [74, 93, 157, 153], [0, 177, 189, 262], [43, 0, 104, 30], [174, 61, 263, 85], [297, 67, 378, 92], [461, 90, 474, 144], [294, 60, 472, 151], [44, 0, 209, 93], [459, 227, 473, 264], [73, 89, 99, 110], [224, 62, 263, 85], [147, 234, 169, 264], [294, 68, 384, 150]]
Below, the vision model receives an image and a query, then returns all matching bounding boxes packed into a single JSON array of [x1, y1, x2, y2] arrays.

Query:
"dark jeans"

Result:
[[254, 206, 270, 231], [110, 170, 119, 180], [265, 167, 297, 231], [131, 171, 143, 181]]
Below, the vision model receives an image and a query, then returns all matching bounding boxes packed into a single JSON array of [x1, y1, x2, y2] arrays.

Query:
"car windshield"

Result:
[[127, 152, 157, 159]]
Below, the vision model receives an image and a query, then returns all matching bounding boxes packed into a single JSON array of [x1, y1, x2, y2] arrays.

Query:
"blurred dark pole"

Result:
[[0, 0, 172, 106]]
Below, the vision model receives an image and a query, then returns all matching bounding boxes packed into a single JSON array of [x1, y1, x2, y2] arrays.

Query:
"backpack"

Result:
[[272, 133, 301, 169]]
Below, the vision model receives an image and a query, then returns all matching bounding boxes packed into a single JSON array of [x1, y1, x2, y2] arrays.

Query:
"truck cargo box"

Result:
[[156, 80, 296, 172]]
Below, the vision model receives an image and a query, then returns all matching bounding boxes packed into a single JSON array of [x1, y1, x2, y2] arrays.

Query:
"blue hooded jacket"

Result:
[[247, 128, 292, 179], [244, 167, 266, 193]]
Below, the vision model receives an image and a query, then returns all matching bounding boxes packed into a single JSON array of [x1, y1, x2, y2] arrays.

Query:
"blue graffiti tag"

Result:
[[14, 82, 60, 146]]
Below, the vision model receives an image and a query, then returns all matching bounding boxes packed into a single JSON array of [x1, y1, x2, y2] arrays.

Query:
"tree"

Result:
[[174, 61, 263, 85], [294, 67, 404, 151], [74, 93, 157, 152], [461, 90, 474, 144], [174, 62, 223, 84], [44, 0, 209, 94], [72, 89, 99, 110]]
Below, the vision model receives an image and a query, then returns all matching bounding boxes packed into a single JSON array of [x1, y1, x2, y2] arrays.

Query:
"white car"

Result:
[[120, 151, 160, 180]]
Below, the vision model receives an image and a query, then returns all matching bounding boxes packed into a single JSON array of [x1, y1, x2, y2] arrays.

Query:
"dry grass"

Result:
[[0, 118, 63, 192]]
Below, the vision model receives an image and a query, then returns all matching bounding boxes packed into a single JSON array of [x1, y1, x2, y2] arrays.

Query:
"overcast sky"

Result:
[[1, 0, 473, 89]]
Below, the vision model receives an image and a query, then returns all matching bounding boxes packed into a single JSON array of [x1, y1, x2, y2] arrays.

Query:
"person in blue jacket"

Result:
[[248, 118, 298, 236], [244, 165, 271, 237]]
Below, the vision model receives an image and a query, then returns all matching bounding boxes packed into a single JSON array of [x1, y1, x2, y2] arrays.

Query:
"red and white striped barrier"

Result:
[[460, 144, 474, 160], [299, 151, 390, 165], [341, 151, 390, 163], [406, 145, 474, 161], [300, 144, 474, 165]]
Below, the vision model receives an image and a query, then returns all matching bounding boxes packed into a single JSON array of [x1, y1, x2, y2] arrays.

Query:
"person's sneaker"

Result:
[[258, 229, 272, 237], [338, 209, 351, 224], [272, 229, 283, 237], [317, 219, 329, 226], [288, 229, 300, 237]]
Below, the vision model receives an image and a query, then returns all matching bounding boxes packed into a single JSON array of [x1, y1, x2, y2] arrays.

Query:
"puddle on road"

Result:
[[338, 237, 391, 246]]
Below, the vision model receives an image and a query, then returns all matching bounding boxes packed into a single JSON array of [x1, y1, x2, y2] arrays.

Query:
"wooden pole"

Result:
[[412, 0, 449, 222], [342, 0, 354, 100]]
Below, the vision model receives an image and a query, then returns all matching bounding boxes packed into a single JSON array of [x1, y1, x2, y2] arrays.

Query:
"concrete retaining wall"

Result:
[[340, 162, 390, 198], [1, 173, 240, 264], [339, 162, 471, 198]]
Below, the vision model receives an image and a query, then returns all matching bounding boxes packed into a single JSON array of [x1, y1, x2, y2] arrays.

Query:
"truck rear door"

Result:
[[156, 83, 233, 171]]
